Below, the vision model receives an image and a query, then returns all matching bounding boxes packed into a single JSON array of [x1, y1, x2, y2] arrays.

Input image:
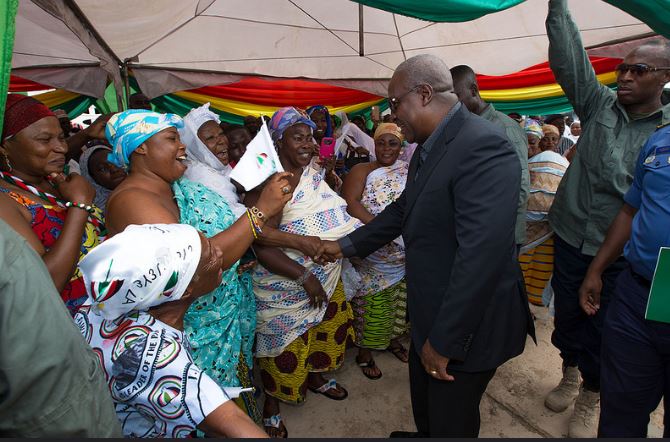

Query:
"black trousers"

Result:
[[550, 235, 626, 389], [408, 343, 496, 437], [599, 267, 670, 437]]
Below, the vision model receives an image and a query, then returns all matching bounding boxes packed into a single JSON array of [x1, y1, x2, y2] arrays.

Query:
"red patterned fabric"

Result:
[[0, 189, 89, 314]]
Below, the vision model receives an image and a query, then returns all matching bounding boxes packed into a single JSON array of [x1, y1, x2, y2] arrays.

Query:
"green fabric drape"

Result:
[[352, 0, 524, 22], [0, 0, 19, 136], [353, 0, 670, 39], [604, 0, 670, 39]]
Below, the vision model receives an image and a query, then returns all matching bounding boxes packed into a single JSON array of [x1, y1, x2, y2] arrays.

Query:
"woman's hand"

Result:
[[255, 172, 293, 218], [50, 172, 96, 205], [298, 235, 324, 258], [302, 273, 327, 309]]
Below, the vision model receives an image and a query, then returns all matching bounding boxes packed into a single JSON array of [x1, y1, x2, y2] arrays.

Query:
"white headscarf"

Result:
[[179, 102, 226, 172], [179, 103, 247, 218], [79, 224, 202, 320]]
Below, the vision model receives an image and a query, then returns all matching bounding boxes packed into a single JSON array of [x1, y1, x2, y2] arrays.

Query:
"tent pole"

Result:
[[359, 4, 364, 56], [122, 60, 130, 111]]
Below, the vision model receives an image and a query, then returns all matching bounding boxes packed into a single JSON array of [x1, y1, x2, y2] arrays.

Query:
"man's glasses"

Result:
[[615, 63, 670, 76], [388, 85, 422, 113]]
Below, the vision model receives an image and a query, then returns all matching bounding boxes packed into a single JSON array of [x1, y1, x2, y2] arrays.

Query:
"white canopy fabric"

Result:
[[12, 0, 653, 98]]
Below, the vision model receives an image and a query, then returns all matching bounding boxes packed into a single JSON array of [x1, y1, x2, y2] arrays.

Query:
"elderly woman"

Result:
[[78, 142, 126, 211], [104, 109, 292, 424], [341, 123, 410, 380], [539, 123, 561, 153], [0, 95, 105, 314], [524, 118, 543, 158], [179, 103, 247, 218], [519, 123, 570, 306], [245, 107, 358, 438], [74, 223, 268, 438]]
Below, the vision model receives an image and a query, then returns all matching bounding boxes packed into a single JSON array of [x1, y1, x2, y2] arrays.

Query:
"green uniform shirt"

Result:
[[546, 0, 670, 256], [481, 103, 529, 245], [0, 220, 121, 437]]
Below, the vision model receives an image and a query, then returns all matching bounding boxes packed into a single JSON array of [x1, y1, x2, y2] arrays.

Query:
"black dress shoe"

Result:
[[389, 431, 427, 438]]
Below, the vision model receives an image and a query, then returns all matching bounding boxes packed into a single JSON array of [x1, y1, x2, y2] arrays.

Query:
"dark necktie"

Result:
[[414, 145, 425, 181]]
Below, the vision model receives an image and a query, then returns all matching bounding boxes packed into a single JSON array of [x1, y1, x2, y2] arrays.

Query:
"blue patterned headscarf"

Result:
[[306, 105, 333, 138], [105, 110, 184, 169], [268, 107, 316, 143]]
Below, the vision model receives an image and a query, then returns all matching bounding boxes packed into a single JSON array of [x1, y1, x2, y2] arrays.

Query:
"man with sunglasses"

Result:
[[317, 54, 535, 437], [543, 0, 670, 437]]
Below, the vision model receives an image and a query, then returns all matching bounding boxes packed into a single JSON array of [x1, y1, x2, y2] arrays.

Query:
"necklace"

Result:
[[0, 171, 106, 233]]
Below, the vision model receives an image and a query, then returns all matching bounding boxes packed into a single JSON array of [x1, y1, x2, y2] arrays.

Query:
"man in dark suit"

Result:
[[317, 54, 535, 437]]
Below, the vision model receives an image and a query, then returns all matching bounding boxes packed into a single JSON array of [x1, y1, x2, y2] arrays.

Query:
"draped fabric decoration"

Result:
[[0, 1, 19, 136], [152, 77, 388, 125], [9, 56, 621, 120], [352, 0, 670, 39]]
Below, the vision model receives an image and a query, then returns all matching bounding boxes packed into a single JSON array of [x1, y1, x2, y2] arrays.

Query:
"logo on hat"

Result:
[[91, 260, 125, 302], [162, 271, 179, 297]]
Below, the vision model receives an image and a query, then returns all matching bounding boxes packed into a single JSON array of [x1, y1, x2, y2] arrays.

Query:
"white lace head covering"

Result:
[[179, 103, 226, 172]]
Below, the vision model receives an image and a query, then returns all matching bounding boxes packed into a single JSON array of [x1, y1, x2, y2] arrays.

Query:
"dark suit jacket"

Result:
[[346, 105, 535, 373]]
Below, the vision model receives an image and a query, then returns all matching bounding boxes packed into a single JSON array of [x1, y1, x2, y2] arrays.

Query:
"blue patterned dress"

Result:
[[172, 178, 259, 420]]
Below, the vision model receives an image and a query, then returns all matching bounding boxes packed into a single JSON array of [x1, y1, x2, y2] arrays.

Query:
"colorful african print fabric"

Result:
[[257, 281, 354, 404], [351, 279, 408, 349], [519, 150, 567, 305], [252, 166, 360, 358], [73, 306, 229, 438], [519, 237, 554, 306], [0, 182, 104, 315], [172, 178, 260, 422], [353, 161, 408, 296]]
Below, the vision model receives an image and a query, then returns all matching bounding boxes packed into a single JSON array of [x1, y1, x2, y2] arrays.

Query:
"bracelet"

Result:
[[250, 206, 266, 223], [65, 201, 95, 213], [295, 268, 312, 286], [246, 210, 259, 239]]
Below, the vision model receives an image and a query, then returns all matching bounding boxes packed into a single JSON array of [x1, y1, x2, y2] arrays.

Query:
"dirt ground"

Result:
[[255, 304, 664, 438]]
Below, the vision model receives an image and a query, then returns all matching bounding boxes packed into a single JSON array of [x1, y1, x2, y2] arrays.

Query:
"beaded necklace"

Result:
[[0, 170, 105, 232]]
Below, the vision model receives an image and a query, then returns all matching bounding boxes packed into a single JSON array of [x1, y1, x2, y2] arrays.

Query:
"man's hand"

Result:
[[313, 240, 343, 265], [83, 113, 114, 140], [579, 271, 602, 316], [420, 339, 454, 382]]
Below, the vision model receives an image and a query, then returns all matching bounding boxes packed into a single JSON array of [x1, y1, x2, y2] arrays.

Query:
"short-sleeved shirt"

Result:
[[623, 125, 670, 281], [73, 307, 229, 438]]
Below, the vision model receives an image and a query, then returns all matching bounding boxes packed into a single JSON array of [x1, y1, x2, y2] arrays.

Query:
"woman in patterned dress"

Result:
[[341, 122, 410, 380], [103, 109, 292, 426], [244, 107, 359, 438], [0, 95, 105, 315]]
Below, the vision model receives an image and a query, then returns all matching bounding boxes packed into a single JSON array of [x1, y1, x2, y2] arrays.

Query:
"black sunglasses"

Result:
[[615, 63, 670, 76]]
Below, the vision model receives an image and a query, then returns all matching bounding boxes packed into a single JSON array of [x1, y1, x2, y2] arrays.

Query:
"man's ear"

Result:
[[470, 83, 479, 98]]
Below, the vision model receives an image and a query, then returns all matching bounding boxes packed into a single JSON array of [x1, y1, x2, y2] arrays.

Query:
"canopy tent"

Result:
[[11, 0, 660, 102]]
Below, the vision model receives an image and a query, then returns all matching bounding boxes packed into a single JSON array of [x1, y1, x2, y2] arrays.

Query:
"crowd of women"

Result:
[[0, 92, 576, 438]]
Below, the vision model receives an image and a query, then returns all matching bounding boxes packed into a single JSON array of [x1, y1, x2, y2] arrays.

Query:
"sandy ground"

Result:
[[254, 304, 664, 438]]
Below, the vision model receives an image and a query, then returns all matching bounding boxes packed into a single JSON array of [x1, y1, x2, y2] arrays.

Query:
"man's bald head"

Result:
[[394, 54, 454, 93], [388, 54, 459, 144], [450, 65, 486, 114], [628, 39, 670, 66]]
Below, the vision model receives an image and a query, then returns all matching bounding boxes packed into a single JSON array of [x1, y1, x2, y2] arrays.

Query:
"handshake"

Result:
[[298, 236, 344, 265]]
